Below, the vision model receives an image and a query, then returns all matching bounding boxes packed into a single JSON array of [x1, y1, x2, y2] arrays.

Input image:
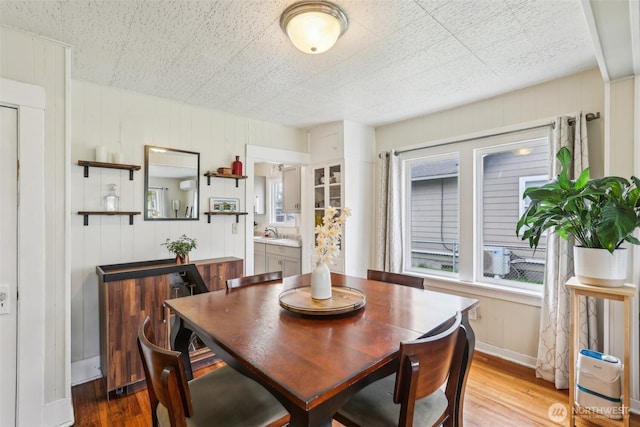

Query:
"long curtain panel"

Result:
[[374, 152, 403, 272], [536, 113, 598, 389]]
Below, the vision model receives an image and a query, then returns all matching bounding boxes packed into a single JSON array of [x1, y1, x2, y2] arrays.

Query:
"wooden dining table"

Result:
[[165, 273, 478, 427]]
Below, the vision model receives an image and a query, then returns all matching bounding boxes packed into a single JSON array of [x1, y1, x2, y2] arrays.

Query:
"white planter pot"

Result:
[[573, 247, 627, 287]]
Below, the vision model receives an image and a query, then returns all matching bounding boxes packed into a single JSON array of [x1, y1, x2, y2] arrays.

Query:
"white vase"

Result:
[[574, 247, 627, 287], [311, 262, 332, 299]]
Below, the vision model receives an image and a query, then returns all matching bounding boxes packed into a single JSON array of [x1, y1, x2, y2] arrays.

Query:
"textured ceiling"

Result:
[[0, 0, 597, 129]]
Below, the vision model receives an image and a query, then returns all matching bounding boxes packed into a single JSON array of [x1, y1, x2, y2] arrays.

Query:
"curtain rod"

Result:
[[389, 111, 600, 157]]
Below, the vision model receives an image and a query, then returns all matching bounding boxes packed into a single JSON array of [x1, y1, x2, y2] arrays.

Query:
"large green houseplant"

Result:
[[516, 147, 640, 286]]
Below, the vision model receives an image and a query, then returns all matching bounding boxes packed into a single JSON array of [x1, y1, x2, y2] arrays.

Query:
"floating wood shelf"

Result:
[[204, 211, 248, 223], [204, 171, 248, 187], [78, 211, 141, 226], [78, 160, 141, 180]]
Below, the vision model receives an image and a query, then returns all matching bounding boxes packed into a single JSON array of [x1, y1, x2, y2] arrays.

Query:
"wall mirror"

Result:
[[145, 145, 200, 221]]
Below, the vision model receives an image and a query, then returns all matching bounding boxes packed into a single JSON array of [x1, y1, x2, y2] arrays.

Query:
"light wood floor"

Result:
[[71, 352, 639, 426]]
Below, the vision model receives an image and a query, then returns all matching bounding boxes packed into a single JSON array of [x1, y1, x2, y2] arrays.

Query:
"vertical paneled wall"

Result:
[[377, 68, 605, 176], [374, 68, 605, 362], [70, 81, 306, 376], [0, 27, 69, 406]]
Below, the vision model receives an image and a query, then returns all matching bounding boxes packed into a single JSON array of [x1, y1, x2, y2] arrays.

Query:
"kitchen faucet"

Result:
[[264, 226, 279, 238]]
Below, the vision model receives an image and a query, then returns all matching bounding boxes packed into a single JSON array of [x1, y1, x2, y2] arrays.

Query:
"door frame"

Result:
[[0, 102, 19, 426], [1, 78, 47, 426], [245, 145, 311, 274]]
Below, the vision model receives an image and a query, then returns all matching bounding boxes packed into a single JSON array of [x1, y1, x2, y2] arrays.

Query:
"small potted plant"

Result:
[[516, 147, 640, 287], [162, 234, 197, 264]]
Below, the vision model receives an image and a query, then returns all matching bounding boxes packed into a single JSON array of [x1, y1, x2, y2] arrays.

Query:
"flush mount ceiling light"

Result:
[[280, 1, 349, 54]]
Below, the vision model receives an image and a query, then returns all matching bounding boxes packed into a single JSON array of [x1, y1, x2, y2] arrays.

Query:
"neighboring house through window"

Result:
[[478, 140, 548, 290], [402, 127, 550, 292], [406, 154, 460, 277]]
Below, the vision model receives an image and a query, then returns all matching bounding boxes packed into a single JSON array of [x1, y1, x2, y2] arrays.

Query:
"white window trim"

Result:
[[267, 178, 295, 226], [403, 152, 461, 280], [414, 273, 542, 307], [518, 174, 549, 218], [398, 123, 552, 298], [474, 137, 548, 293]]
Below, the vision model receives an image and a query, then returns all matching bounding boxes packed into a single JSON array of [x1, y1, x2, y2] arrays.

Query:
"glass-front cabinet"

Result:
[[313, 163, 344, 272]]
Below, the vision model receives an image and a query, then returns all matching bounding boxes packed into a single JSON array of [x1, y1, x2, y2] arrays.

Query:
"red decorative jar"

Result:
[[232, 155, 243, 175]]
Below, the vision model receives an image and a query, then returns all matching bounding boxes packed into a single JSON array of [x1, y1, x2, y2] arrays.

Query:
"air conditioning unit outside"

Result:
[[483, 246, 511, 277]]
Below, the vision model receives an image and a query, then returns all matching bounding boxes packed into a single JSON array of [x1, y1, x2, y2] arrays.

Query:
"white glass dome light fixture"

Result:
[[280, 1, 349, 54]]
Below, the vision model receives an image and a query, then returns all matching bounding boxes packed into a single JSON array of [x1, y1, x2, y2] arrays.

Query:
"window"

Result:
[[406, 154, 460, 277], [401, 127, 550, 292], [478, 140, 549, 290], [269, 180, 295, 225], [519, 175, 549, 217], [147, 187, 165, 218]]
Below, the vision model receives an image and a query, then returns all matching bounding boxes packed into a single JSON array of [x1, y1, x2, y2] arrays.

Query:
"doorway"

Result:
[[0, 105, 18, 426], [245, 146, 311, 275]]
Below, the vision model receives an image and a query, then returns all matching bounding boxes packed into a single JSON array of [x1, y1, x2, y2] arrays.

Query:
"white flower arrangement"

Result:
[[314, 206, 351, 265]]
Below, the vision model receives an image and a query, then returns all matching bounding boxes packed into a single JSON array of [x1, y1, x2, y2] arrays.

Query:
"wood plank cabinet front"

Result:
[[99, 274, 170, 394], [195, 257, 243, 291], [97, 257, 243, 394]]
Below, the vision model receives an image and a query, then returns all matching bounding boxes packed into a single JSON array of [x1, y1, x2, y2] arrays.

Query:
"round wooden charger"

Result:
[[279, 286, 366, 316]]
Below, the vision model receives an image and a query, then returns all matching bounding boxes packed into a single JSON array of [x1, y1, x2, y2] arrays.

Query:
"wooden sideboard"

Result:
[[194, 257, 243, 291], [96, 257, 243, 395]]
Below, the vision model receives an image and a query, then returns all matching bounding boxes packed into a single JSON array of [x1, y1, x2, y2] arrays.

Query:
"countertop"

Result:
[[254, 236, 302, 248]]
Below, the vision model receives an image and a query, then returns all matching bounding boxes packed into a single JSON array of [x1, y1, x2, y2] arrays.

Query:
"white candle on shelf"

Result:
[[112, 152, 124, 164], [95, 146, 108, 162]]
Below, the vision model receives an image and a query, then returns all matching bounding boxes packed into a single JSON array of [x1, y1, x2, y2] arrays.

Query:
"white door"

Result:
[[0, 105, 18, 426]]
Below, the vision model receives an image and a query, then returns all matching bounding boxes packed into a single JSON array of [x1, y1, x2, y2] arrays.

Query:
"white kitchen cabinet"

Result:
[[309, 121, 375, 277], [265, 244, 301, 277], [282, 166, 301, 213], [310, 126, 343, 163], [313, 163, 344, 271], [254, 242, 266, 274]]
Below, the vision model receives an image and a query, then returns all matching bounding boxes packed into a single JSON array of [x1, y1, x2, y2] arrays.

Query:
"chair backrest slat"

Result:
[[394, 312, 462, 427], [367, 269, 424, 289], [226, 271, 283, 290], [137, 317, 192, 427]]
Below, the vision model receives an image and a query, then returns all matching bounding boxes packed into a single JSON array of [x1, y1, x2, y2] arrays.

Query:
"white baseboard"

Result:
[[476, 341, 537, 368], [71, 356, 102, 386], [44, 397, 74, 427]]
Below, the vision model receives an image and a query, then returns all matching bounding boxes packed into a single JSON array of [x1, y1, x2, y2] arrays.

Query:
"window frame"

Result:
[[268, 178, 296, 226], [398, 124, 551, 297], [474, 138, 549, 292], [403, 152, 461, 279], [518, 174, 549, 218]]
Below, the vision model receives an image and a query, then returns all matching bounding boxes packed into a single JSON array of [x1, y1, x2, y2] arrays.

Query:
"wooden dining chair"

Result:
[[137, 317, 289, 427], [225, 271, 283, 290], [367, 269, 424, 289], [333, 312, 467, 427]]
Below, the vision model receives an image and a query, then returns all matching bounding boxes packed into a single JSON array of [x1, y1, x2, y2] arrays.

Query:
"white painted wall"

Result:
[[603, 77, 638, 411], [0, 26, 72, 426], [70, 81, 307, 382], [375, 68, 606, 364]]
